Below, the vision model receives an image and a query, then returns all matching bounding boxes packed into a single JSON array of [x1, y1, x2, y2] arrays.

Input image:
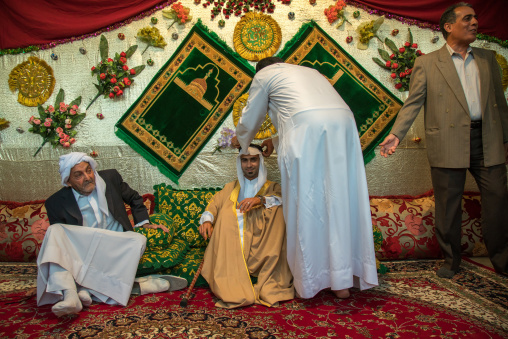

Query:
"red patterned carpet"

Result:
[[0, 260, 506, 338]]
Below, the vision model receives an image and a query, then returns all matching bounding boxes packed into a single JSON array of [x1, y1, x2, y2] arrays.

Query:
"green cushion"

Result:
[[164, 247, 208, 287], [153, 184, 221, 247], [136, 238, 189, 276]]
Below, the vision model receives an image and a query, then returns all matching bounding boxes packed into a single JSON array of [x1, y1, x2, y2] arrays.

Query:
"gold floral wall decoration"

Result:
[[233, 93, 277, 140], [8, 56, 55, 107], [233, 12, 282, 62]]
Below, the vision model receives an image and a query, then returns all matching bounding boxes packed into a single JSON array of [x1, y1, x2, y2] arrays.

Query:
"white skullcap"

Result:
[[59, 152, 97, 186]]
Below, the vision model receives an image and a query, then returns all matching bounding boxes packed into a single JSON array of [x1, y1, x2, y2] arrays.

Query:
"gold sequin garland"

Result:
[[494, 51, 508, 91], [233, 12, 282, 62], [233, 93, 277, 140], [8, 56, 55, 107]]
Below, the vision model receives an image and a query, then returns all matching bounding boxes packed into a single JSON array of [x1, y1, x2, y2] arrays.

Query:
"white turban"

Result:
[[58, 152, 109, 217], [59, 152, 97, 186], [236, 146, 267, 199]]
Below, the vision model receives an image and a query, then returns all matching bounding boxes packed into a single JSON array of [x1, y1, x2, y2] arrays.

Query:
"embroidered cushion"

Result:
[[164, 247, 207, 287], [136, 238, 189, 276], [371, 191, 485, 260], [153, 184, 220, 248]]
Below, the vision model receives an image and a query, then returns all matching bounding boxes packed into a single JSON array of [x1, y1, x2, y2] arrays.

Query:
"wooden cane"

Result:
[[179, 259, 204, 307]]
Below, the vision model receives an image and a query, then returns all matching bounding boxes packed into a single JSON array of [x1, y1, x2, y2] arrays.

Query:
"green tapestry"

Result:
[[116, 20, 255, 183], [276, 21, 403, 164]]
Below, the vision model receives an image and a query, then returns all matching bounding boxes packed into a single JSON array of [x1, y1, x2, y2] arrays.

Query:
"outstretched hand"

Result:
[[199, 221, 214, 240], [261, 138, 274, 157], [379, 134, 400, 158], [143, 223, 170, 233], [231, 136, 241, 149]]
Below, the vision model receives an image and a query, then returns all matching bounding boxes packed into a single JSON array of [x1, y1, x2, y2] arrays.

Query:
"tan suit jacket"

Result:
[[391, 45, 508, 168]]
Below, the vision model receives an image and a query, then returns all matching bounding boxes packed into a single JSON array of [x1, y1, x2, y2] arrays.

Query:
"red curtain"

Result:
[[353, 0, 506, 41], [0, 0, 167, 49], [0, 0, 505, 50]]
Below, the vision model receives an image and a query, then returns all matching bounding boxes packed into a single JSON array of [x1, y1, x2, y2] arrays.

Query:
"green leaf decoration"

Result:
[[125, 45, 138, 58], [54, 88, 65, 107], [100, 35, 109, 61], [37, 105, 46, 118], [69, 96, 82, 108], [378, 49, 391, 62], [409, 28, 413, 45], [131, 65, 146, 77], [73, 113, 87, 125], [372, 16, 384, 32], [385, 38, 399, 54], [373, 57, 391, 70]]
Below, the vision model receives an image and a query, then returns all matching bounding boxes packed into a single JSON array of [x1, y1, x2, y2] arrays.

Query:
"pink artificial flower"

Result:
[[391, 63, 399, 69], [65, 118, 72, 125], [34, 119, 41, 125], [113, 86, 120, 93], [72, 104, 78, 110], [100, 73, 106, 80], [395, 83, 403, 89], [120, 51, 127, 57], [130, 69, 136, 75], [405, 214, 425, 236], [56, 127, 63, 133], [390, 73, 397, 79], [404, 41, 410, 47], [59, 138, 65, 145], [31, 219, 50, 242], [59, 132, 65, 139], [116, 90, 124, 96], [123, 78, 131, 86], [108, 58, 113, 63], [110, 78, 117, 84], [412, 43, 418, 48], [91, 66, 96, 71], [109, 92, 115, 99], [399, 72, 406, 78], [69, 109, 77, 115], [390, 54, 395, 59], [59, 103, 68, 113], [407, 68, 413, 75], [70, 138, 76, 144], [47, 105, 55, 113], [44, 121, 51, 127], [122, 65, 129, 71], [119, 57, 127, 64], [28, 116, 35, 123], [65, 124, 72, 129], [385, 61, 391, 67], [399, 47, 405, 53], [63, 141, 71, 148]]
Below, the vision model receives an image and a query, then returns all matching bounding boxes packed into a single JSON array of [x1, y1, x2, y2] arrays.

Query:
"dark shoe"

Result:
[[436, 267, 456, 279]]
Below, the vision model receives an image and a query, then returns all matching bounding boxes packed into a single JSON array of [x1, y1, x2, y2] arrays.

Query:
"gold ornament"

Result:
[[494, 51, 508, 91], [233, 12, 282, 62], [233, 93, 277, 140], [8, 56, 55, 107]]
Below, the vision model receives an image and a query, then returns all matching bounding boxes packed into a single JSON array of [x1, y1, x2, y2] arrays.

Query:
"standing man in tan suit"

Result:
[[380, 2, 508, 278]]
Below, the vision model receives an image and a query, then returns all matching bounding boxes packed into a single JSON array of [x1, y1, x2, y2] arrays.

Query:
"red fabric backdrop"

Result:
[[0, 0, 506, 50]]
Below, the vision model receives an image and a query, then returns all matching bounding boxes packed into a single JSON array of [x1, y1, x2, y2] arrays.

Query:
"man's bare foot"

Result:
[[332, 289, 350, 299]]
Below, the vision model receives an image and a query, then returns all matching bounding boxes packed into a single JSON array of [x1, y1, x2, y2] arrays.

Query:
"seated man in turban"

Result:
[[198, 145, 294, 308], [37, 152, 187, 317]]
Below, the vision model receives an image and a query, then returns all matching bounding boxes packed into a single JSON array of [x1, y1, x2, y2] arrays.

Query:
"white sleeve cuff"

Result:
[[199, 211, 214, 225], [134, 219, 149, 228], [264, 195, 282, 209]]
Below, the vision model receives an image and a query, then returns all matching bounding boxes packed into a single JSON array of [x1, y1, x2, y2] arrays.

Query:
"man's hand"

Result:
[[199, 221, 214, 240], [379, 134, 400, 158], [261, 138, 274, 157], [238, 197, 262, 213], [143, 223, 170, 233], [231, 136, 241, 149]]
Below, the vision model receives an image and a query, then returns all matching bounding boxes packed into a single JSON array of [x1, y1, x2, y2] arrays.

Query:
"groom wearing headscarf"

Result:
[[38, 152, 186, 317], [199, 144, 294, 309]]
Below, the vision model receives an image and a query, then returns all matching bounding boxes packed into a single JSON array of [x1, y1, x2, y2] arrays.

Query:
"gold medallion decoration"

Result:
[[233, 93, 277, 140], [233, 12, 282, 62], [8, 56, 55, 107], [494, 51, 508, 91]]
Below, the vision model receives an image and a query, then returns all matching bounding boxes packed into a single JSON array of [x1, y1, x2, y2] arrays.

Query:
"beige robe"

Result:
[[201, 180, 294, 308]]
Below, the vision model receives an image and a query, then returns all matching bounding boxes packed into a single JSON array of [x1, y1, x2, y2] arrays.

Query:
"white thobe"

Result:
[[236, 63, 378, 298]]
